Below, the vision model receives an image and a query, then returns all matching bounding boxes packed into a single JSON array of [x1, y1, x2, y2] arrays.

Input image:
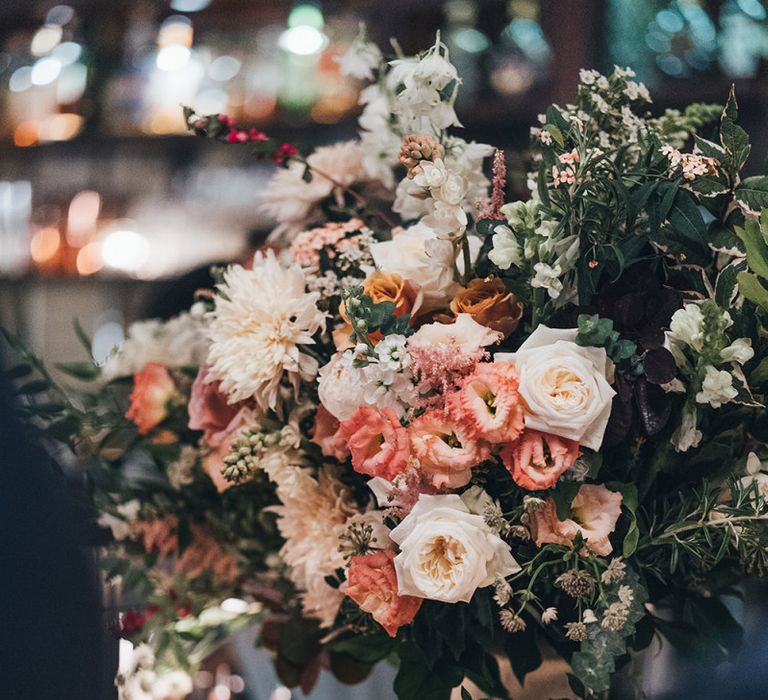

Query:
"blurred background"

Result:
[[1, 0, 768, 368]]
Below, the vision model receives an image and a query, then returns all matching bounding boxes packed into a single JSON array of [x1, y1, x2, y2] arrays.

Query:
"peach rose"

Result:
[[338, 406, 409, 481], [310, 404, 350, 462], [529, 484, 622, 556], [450, 277, 523, 338], [363, 271, 422, 318], [500, 430, 579, 490], [176, 524, 239, 583], [126, 362, 176, 435], [409, 409, 490, 489], [450, 362, 524, 443], [188, 365, 241, 442], [345, 550, 423, 637]]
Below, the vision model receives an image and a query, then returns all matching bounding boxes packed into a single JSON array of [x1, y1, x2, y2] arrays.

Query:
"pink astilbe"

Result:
[[477, 149, 507, 220], [289, 218, 365, 267], [379, 467, 439, 521], [408, 345, 488, 411]]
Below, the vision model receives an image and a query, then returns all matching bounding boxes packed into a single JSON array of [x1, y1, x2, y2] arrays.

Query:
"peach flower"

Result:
[[175, 524, 239, 583], [126, 362, 176, 435], [310, 404, 350, 462], [408, 313, 502, 355], [500, 430, 579, 490], [338, 406, 409, 481], [450, 277, 523, 338], [362, 271, 422, 319], [345, 550, 423, 637], [409, 409, 490, 488], [529, 484, 622, 556], [188, 365, 241, 441], [450, 362, 524, 443], [201, 407, 252, 493]]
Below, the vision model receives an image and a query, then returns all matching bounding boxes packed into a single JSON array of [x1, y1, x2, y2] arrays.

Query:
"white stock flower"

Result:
[[336, 27, 382, 80], [391, 494, 520, 603], [668, 304, 704, 351], [370, 222, 458, 312], [496, 325, 616, 451], [488, 225, 523, 270], [531, 262, 564, 300], [671, 406, 702, 452], [97, 500, 140, 541], [695, 365, 737, 408], [721, 338, 754, 364], [207, 252, 326, 410]]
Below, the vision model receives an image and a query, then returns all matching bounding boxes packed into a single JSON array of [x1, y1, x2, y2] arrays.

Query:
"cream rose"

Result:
[[496, 325, 615, 451], [370, 222, 458, 312], [391, 494, 520, 603]]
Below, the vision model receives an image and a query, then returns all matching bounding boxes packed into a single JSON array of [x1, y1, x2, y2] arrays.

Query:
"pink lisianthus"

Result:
[[500, 430, 579, 490], [529, 484, 622, 556], [126, 362, 177, 435], [310, 404, 350, 462], [409, 409, 490, 489], [188, 365, 241, 441], [337, 406, 409, 481], [201, 407, 251, 493], [450, 362, 524, 443], [345, 550, 423, 637]]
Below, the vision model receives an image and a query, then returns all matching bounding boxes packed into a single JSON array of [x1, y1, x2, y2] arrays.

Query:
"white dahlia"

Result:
[[206, 251, 326, 410]]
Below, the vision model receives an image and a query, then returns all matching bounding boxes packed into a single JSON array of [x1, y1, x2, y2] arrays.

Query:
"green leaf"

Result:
[[56, 361, 101, 381], [750, 356, 768, 385], [687, 173, 729, 197], [720, 86, 751, 171], [331, 633, 395, 664], [4, 363, 32, 379], [735, 218, 768, 280], [715, 260, 746, 307], [606, 482, 639, 557], [737, 271, 768, 309], [543, 123, 564, 148], [666, 190, 709, 258], [552, 481, 581, 520], [735, 176, 768, 213], [460, 688, 472, 700], [18, 379, 50, 395], [73, 318, 94, 358], [694, 134, 726, 161]]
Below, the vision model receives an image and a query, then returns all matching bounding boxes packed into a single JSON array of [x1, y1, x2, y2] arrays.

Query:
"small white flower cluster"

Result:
[[666, 303, 754, 452], [411, 158, 468, 238], [488, 200, 579, 304], [356, 335, 419, 418], [336, 24, 382, 81], [116, 644, 193, 700], [101, 304, 209, 381]]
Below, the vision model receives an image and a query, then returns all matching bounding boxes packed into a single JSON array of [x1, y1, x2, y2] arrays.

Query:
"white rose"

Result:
[[720, 337, 754, 364], [695, 365, 737, 408], [496, 325, 615, 451], [391, 494, 520, 603], [317, 352, 367, 420], [370, 222, 458, 312]]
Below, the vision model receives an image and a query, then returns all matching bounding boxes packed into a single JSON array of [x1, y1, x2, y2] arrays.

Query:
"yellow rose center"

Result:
[[419, 535, 466, 581], [539, 366, 589, 410]]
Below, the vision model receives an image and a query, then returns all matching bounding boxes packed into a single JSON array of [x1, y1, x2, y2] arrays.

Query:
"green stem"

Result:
[[461, 234, 472, 285]]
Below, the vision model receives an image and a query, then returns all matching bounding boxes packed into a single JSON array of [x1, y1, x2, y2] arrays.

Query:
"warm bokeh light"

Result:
[[13, 121, 39, 147], [30, 226, 61, 263], [38, 113, 83, 142], [101, 227, 150, 272], [67, 190, 101, 245], [76, 241, 103, 275]]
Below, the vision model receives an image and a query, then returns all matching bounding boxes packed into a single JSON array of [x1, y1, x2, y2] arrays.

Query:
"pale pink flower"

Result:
[[408, 313, 502, 355], [310, 404, 349, 462], [188, 365, 242, 442], [529, 484, 622, 556]]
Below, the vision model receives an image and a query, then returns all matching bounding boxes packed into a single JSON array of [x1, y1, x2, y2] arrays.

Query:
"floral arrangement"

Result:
[[8, 31, 768, 700]]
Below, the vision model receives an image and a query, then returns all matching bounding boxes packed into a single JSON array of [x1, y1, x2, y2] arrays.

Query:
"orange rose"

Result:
[[346, 550, 422, 637], [363, 271, 422, 318], [450, 277, 523, 338], [126, 362, 176, 435]]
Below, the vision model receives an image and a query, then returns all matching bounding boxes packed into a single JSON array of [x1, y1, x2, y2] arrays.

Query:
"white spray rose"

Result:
[[391, 494, 520, 603], [496, 325, 616, 451], [317, 352, 367, 421]]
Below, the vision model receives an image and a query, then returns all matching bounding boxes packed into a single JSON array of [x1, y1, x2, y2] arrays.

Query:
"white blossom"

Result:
[[695, 365, 737, 408]]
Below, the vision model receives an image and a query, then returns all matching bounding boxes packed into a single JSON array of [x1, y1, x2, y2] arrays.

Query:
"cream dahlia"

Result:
[[206, 251, 326, 410]]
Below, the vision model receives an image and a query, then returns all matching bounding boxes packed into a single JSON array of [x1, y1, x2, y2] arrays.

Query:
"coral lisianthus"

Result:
[[529, 484, 622, 556], [310, 404, 349, 462], [126, 362, 177, 435], [346, 550, 423, 637], [206, 251, 326, 410], [409, 409, 489, 488], [450, 362, 524, 443], [501, 430, 580, 490], [338, 406, 410, 481]]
